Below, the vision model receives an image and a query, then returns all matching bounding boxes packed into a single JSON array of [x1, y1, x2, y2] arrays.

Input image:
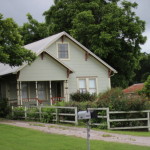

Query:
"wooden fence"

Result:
[[12, 106, 78, 125], [108, 110, 150, 131], [12, 106, 150, 131]]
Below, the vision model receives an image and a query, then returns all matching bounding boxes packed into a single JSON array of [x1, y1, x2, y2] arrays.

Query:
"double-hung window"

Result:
[[58, 43, 69, 59], [78, 78, 97, 94], [89, 79, 97, 94], [78, 79, 86, 93]]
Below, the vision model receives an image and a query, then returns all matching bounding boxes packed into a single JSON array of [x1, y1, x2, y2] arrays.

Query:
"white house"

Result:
[[0, 31, 117, 106]]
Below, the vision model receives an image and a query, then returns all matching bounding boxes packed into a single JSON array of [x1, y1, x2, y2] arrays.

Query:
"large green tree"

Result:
[[0, 14, 36, 66], [19, 13, 49, 45], [133, 53, 150, 83], [44, 0, 146, 87]]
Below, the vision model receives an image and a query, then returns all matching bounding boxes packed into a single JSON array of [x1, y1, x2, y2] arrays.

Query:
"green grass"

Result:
[[99, 129, 150, 137], [0, 124, 149, 150]]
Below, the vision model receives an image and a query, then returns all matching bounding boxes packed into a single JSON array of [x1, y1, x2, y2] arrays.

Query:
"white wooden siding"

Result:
[[18, 53, 68, 81], [46, 37, 111, 94]]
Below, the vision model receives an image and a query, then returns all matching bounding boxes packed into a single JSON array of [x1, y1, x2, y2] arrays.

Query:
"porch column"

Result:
[[49, 81, 52, 105], [64, 80, 69, 102], [17, 81, 20, 105], [20, 82, 23, 105], [35, 81, 38, 106]]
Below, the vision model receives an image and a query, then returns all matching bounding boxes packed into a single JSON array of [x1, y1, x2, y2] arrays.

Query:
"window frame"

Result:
[[77, 77, 98, 94], [57, 42, 70, 60]]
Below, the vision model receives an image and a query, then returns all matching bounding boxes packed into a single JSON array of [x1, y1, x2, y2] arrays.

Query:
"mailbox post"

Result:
[[78, 110, 98, 150], [78, 110, 91, 150]]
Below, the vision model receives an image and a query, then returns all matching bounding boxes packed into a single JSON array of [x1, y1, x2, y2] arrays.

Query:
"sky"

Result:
[[0, 0, 150, 53]]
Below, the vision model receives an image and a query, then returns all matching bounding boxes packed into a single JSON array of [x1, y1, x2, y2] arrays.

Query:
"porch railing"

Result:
[[51, 97, 65, 104], [9, 97, 65, 106]]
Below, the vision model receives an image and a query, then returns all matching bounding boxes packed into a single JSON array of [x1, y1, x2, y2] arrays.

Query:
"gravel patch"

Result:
[[0, 120, 150, 147]]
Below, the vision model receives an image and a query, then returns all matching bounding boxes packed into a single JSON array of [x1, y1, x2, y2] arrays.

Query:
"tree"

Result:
[[141, 75, 150, 98], [133, 53, 150, 83], [19, 13, 49, 45], [0, 14, 36, 66], [44, 0, 146, 87]]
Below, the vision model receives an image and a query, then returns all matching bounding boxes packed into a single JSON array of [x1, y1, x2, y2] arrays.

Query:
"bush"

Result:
[[96, 88, 149, 111], [12, 107, 25, 119], [0, 98, 11, 118], [41, 107, 55, 123], [27, 107, 39, 121], [70, 92, 96, 102]]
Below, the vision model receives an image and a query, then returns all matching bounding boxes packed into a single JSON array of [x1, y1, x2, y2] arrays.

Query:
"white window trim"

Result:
[[57, 42, 70, 60], [77, 77, 98, 94]]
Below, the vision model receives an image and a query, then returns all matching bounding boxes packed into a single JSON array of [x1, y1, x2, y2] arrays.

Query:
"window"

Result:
[[22, 83, 28, 99], [79, 79, 86, 93], [89, 79, 96, 94], [78, 78, 97, 94], [38, 82, 46, 100], [58, 43, 69, 59]]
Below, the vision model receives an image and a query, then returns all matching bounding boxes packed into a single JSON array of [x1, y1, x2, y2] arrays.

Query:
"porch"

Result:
[[9, 80, 69, 106]]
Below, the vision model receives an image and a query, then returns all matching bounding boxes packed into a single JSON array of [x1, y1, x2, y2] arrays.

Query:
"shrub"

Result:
[[70, 92, 96, 102], [27, 107, 39, 121], [0, 98, 11, 118], [41, 107, 55, 123], [12, 107, 25, 119], [96, 88, 149, 111]]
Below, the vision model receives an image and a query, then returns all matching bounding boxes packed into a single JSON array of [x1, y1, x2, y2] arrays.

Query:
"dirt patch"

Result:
[[0, 120, 150, 147]]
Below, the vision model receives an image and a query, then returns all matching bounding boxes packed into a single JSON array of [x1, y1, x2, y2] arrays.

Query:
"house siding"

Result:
[[18, 53, 68, 81], [46, 37, 111, 94]]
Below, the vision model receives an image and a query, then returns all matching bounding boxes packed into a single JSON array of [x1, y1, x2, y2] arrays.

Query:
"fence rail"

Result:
[[12, 106, 78, 125], [11, 106, 150, 131], [108, 110, 150, 131]]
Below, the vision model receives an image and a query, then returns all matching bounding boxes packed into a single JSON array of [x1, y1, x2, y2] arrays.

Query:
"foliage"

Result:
[[44, 0, 146, 87], [0, 98, 11, 117], [140, 75, 150, 98], [96, 88, 150, 111], [1, 124, 150, 150], [41, 107, 55, 123], [133, 53, 150, 83], [27, 107, 39, 121], [70, 92, 97, 102], [0, 14, 36, 66], [19, 13, 49, 45], [12, 107, 25, 119]]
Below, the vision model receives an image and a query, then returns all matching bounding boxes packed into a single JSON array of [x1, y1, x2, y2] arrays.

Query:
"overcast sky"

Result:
[[0, 0, 150, 53]]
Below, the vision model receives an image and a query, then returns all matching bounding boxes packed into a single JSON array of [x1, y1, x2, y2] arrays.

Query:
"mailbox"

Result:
[[78, 111, 91, 120]]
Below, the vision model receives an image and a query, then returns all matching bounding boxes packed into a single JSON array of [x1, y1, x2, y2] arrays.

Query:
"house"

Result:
[[0, 31, 117, 106], [123, 83, 144, 94]]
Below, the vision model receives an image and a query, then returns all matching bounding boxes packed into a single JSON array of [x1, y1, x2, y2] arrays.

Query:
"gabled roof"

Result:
[[123, 83, 144, 94], [0, 31, 117, 76]]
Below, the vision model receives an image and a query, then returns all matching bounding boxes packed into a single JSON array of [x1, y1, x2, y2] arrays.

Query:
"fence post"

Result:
[[75, 107, 78, 125], [148, 111, 150, 131], [39, 106, 42, 121], [24, 106, 27, 119], [11, 106, 14, 118], [56, 107, 59, 123], [106, 108, 110, 129]]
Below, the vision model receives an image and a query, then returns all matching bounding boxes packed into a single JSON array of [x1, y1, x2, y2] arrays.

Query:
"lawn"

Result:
[[0, 124, 149, 150], [100, 129, 150, 137]]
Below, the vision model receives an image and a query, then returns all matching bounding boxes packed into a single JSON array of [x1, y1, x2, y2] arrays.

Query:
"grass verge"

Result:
[[0, 124, 149, 150]]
